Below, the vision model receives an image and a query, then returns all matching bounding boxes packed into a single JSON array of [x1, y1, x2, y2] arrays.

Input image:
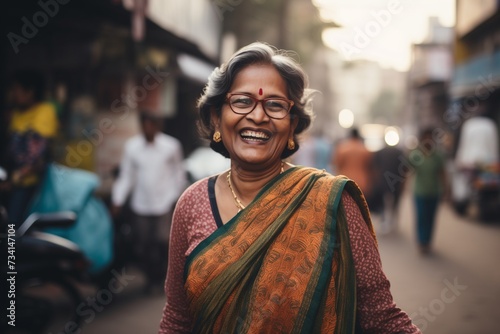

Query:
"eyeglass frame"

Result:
[[225, 93, 295, 119]]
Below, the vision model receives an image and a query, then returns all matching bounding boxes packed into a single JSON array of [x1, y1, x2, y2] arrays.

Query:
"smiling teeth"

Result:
[[241, 130, 269, 139]]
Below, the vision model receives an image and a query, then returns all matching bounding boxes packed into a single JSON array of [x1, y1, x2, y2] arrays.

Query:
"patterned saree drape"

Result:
[[185, 167, 375, 334]]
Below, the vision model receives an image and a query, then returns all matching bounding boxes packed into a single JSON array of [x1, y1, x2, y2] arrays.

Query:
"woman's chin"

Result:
[[233, 151, 280, 166]]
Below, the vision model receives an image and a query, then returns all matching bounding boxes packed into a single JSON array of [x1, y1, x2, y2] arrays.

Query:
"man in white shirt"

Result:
[[455, 116, 499, 168], [112, 111, 187, 290]]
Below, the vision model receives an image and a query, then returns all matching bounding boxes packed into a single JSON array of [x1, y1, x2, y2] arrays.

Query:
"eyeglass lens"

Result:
[[228, 94, 291, 119]]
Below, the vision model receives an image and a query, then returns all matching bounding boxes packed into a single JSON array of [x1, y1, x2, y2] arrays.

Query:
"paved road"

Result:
[[80, 191, 500, 334], [78, 269, 165, 334], [376, 191, 500, 334]]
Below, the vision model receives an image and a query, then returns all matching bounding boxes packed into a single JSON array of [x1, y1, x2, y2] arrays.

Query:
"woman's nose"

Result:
[[246, 101, 269, 123]]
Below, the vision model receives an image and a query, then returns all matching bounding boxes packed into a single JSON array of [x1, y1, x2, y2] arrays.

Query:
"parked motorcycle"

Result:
[[450, 163, 500, 222], [1, 211, 90, 334], [472, 163, 500, 222], [0, 166, 90, 333]]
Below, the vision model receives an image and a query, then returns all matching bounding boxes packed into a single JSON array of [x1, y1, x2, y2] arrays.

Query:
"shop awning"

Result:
[[177, 53, 216, 85]]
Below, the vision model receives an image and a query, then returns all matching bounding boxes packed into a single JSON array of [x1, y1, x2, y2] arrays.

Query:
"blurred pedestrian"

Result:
[[291, 131, 332, 172], [112, 111, 187, 291], [332, 127, 374, 198], [4, 69, 59, 227], [371, 143, 405, 234], [410, 128, 448, 254]]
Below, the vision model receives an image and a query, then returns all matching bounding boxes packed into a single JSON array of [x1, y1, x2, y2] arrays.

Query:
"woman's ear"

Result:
[[211, 108, 220, 129], [290, 115, 299, 134]]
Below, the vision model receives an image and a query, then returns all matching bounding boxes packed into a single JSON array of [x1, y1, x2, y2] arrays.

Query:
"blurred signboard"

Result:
[[411, 44, 452, 86]]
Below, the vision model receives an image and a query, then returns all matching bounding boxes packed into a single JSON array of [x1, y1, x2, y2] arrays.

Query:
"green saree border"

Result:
[[298, 176, 349, 334]]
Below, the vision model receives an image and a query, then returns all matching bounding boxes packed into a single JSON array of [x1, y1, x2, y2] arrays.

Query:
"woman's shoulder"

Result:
[[174, 176, 217, 235], [173, 178, 209, 220], [178, 177, 211, 204]]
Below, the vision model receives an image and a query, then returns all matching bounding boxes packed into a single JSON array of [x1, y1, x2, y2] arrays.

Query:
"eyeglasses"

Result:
[[225, 93, 294, 120]]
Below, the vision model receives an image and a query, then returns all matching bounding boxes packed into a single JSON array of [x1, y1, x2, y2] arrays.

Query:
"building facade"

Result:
[[407, 17, 454, 136], [449, 0, 500, 155]]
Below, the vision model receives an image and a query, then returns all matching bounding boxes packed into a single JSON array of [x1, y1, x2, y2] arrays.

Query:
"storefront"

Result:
[[2, 0, 220, 194]]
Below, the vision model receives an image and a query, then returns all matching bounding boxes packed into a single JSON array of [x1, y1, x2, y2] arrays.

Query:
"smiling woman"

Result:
[[210, 63, 298, 172], [197, 44, 314, 162], [158, 42, 421, 334]]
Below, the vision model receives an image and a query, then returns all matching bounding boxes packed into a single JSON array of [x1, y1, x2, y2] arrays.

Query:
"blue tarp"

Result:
[[29, 163, 114, 273]]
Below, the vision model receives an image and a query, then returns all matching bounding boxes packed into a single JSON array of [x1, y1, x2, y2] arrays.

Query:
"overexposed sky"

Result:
[[314, 0, 456, 71]]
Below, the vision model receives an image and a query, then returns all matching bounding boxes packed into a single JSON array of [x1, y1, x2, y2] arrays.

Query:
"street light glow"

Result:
[[339, 109, 354, 128], [385, 127, 400, 146]]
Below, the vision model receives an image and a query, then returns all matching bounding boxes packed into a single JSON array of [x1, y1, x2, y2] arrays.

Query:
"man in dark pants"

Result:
[[111, 111, 187, 292], [371, 144, 405, 234]]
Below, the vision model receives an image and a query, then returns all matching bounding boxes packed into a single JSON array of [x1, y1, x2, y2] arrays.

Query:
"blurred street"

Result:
[[78, 273, 166, 334], [77, 188, 500, 334], [377, 189, 500, 334], [2, 1, 500, 334]]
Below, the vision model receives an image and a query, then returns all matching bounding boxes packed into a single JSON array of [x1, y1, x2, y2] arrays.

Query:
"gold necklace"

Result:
[[227, 162, 285, 212], [227, 171, 246, 211]]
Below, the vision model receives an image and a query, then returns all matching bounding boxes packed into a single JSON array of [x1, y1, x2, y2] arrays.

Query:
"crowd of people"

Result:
[[292, 124, 450, 255], [0, 69, 187, 284], [332, 127, 448, 254]]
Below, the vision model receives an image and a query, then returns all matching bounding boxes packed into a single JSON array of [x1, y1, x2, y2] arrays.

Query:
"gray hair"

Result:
[[197, 42, 315, 158]]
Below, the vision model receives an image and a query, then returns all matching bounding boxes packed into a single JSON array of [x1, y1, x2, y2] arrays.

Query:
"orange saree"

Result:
[[184, 167, 376, 334]]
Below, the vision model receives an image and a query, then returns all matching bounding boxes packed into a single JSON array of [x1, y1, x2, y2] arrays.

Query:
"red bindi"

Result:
[[258, 88, 263, 96]]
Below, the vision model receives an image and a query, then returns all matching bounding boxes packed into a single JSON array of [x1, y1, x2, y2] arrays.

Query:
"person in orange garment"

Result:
[[333, 127, 374, 198]]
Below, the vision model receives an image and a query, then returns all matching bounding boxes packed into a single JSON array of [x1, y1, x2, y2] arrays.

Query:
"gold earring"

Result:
[[287, 138, 295, 150], [213, 131, 222, 143]]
